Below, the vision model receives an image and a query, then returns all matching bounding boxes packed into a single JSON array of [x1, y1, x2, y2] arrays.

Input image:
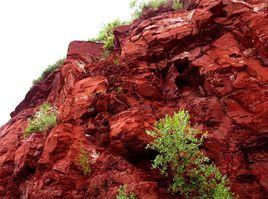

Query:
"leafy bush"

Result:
[[116, 185, 137, 199], [146, 110, 234, 198], [24, 103, 57, 136], [33, 58, 65, 85], [77, 144, 91, 176], [130, 0, 183, 19], [90, 19, 126, 54]]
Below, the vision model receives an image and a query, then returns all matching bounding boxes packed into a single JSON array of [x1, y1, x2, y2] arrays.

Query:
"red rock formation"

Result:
[[0, 0, 267, 198]]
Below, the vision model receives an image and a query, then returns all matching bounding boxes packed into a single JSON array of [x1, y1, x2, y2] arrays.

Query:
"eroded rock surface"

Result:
[[0, 0, 267, 198]]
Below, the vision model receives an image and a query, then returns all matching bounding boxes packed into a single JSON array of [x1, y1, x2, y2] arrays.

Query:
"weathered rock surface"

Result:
[[0, 0, 267, 198]]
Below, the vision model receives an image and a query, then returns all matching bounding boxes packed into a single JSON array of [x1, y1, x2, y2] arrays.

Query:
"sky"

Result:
[[0, 0, 133, 126]]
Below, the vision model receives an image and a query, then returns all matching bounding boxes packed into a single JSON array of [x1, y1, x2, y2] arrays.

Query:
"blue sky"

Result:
[[0, 0, 133, 126]]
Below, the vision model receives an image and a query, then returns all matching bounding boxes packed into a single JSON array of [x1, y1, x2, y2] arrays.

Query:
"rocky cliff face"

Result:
[[0, 0, 267, 198]]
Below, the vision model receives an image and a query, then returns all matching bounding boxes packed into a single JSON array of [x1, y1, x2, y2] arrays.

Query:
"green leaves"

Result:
[[148, 0, 166, 10], [116, 185, 137, 199], [172, 0, 183, 10], [146, 110, 234, 198], [33, 58, 65, 85], [90, 19, 126, 55], [24, 103, 57, 136], [77, 144, 91, 176], [130, 0, 183, 20]]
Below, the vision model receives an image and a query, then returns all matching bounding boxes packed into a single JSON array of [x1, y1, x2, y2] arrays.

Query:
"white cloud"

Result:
[[0, 0, 132, 126]]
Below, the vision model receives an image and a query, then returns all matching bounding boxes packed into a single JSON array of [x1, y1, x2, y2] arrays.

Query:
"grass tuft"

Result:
[[33, 58, 64, 85], [77, 144, 91, 176]]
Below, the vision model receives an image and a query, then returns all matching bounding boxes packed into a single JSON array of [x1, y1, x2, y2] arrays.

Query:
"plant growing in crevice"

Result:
[[33, 58, 65, 85], [113, 57, 120, 65], [130, 0, 183, 19], [90, 19, 126, 56], [24, 103, 57, 137], [116, 185, 137, 199], [77, 144, 91, 176], [146, 110, 234, 198], [172, 0, 183, 10], [115, 86, 123, 94]]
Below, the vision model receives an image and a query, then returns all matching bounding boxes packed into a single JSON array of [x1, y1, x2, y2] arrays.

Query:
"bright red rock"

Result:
[[0, 0, 267, 198]]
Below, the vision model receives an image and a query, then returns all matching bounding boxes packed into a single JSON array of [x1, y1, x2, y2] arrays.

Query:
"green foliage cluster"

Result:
[[90, 19, 126, 54], [77, 145, 91, 176], [146, 110, 234, 199], [130, 0, 183, 19], [172, 0, 183, 10], [116, 185, 137, 199], [33, 58, 64, 85], [24, 103, 57, 136], [147, 0, 166, 10]]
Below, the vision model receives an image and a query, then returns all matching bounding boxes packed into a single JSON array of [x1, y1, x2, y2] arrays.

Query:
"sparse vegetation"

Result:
[[24, 103, 57, 136], [90, 19, 126, 55], [33, 58, 65, 85], [113, 57, 120, 65], [147, 0, 166, 10], [116, 185, 137, 199], [115, 86, 123, 94], [146, 110, 234, 198], [130, 0, 183, 19], [89, 1, 183, 56], [77, 144, 91, 176], [172, 0, 183, 10]]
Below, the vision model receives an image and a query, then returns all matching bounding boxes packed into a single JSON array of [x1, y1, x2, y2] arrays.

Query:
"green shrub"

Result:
[[146, 110, 234, 198], [24, 103, 57, 136], [33, 58, 65, 85], [77, 144, 91, 176], [90, 19, 126, 54], [130, 0, 183, 19], [116, 185, 137, 199]]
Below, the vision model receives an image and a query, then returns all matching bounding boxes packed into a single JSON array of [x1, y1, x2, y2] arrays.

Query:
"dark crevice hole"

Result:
[[14, 165, 36, 184], [125, 141, 157, 172], [173, 58, 190, 74], [174, 59, 205, 89]]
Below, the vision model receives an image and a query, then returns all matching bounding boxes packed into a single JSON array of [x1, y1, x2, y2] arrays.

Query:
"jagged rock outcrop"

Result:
[[0, 0, 267, 198]]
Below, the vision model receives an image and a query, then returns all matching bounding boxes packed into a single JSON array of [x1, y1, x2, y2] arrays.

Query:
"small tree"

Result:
[[146, 110, 234, 198], [24, 103, 57, 136]]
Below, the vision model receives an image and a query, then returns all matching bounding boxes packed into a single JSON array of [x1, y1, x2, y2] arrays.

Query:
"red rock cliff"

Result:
[[0, 0, 267, 198]]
